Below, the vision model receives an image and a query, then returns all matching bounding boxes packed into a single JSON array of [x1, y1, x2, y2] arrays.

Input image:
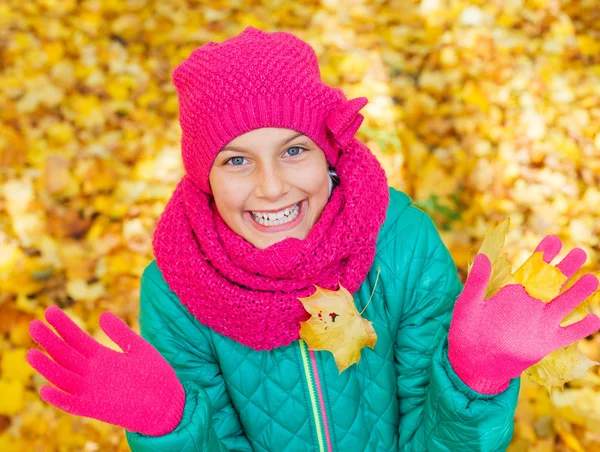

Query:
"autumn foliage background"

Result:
[[1, 0, 600, 450]]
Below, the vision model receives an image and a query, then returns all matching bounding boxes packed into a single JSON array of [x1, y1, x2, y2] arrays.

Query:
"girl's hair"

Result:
[[328, 166, 340, 189]]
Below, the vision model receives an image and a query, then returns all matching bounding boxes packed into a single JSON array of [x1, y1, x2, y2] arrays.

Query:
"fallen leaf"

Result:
[[552, 386, 600, 431], [0, 380, 24, 416], [552, 415, 586, 452], [1, 348, 35, 382]]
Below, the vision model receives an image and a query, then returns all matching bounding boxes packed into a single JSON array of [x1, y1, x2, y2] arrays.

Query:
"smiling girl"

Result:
[[26, 26, 600, 451]]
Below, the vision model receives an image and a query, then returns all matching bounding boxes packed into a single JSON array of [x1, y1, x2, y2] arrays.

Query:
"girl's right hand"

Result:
[[448, 236, 600, 395], [26, 306, 186, 437]]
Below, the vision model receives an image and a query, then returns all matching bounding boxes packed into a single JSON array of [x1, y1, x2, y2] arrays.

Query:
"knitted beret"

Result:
[[171, 26, 368, 194]]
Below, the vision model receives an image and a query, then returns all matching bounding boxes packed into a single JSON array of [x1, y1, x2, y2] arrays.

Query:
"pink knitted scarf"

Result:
[[152, 138, 389, 350]]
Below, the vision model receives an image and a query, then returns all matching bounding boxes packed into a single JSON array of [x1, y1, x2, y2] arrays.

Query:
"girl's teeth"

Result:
[[252, 203, 300, 226]]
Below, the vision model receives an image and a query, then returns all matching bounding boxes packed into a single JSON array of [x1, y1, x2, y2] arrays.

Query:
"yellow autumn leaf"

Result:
[[1, 348, 35, 382], [0, 433, 18, 451], [475, 218, 510, 265], [526, 344, 599, 393], [556, 267, 594, 327], [66, 279, 106, 303], [298, 277, 378, 374], [468, 218, 517, 299], [552, 415, 586, 452], [552, 386, 600, 431], [513, 252, 568, 302], [0, 379, 24, 415]]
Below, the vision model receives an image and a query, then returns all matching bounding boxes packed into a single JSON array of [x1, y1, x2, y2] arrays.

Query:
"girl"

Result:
[[26, 26, 600, 451]]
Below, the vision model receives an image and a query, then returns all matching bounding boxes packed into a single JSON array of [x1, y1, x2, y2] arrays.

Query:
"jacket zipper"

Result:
[[299, 339, 333, 452]]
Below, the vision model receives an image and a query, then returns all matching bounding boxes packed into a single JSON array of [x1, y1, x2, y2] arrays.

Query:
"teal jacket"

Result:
[[126, 187, 520, 451]]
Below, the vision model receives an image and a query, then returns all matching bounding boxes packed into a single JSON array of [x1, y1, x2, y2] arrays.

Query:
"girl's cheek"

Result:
[[294, 162, 327, 184]]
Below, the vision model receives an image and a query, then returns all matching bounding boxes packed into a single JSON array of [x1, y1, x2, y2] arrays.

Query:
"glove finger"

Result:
[[40, 386, 82, 416], [556, 247, 587, 279], [533, 234, 562, 264], [555, 314, 600, 349], [463, 254, 492, 304], [545, 274, 599, 324], [29, 320, 87, 375], [98, 312, 146, 354], [44, 306, 99, 358], [26, 348, 84, 395]]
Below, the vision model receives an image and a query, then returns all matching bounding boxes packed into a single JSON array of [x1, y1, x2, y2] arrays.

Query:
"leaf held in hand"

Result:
[[513, 251, 568, 302], [469, 218, 516, 299], [298, 282, 377, 374], [556, 268, 595, 327], [525, 343, 599, 393]]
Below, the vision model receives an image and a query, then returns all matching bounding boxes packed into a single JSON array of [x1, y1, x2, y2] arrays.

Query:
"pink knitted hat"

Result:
[[172, 26, 369, 194]]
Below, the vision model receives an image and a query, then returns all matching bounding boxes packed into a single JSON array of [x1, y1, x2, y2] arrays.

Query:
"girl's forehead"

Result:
[[229, 128, 304, 142], [224, 128, 309, 150]]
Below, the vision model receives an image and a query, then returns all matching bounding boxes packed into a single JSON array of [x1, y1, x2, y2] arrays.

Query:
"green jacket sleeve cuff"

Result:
[[421, 334, 521, 451], [126, 379, 226, 452], [440, 336, 519, 402]]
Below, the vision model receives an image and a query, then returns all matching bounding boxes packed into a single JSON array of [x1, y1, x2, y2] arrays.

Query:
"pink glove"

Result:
[[26, 305, 185, 436], [448, 235, 600, 395]]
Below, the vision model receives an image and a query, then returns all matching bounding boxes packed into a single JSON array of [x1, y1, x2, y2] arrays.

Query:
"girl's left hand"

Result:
[[448, 235, 600, 395]]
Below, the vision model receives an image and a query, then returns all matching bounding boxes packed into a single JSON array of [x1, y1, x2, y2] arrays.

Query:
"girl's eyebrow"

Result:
[[221, 132, 305, 153]]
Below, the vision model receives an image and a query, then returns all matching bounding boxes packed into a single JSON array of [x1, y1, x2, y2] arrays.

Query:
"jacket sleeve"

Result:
[[395, 208, 521, 452], [126, 263, 253, 452]]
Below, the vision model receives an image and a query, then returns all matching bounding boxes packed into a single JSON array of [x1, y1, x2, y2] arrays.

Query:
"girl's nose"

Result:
[[254, 166, 290, 200]]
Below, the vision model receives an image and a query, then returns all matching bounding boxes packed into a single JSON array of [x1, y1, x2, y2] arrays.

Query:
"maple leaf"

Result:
[[513, 251, 568, 302], [526, 344, 599, 393], [298, 269, 379, 374], [556, 268, 595, 328], [468, 218, 517, 299]]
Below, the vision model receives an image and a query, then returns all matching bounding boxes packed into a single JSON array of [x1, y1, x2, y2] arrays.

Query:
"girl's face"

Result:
[[209, 128, 331, 250]]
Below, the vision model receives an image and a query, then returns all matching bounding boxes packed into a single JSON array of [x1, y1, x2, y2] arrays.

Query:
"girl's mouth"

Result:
[[245, 199, 308, 233]]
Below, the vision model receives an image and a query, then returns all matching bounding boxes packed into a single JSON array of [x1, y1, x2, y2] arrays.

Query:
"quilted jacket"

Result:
[[126, 187, 521, 451]]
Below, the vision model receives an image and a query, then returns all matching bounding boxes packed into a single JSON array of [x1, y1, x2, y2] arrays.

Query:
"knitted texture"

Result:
[[153, 137, 389, 350], [27, 306, 185, 436], [172, 25, 364, 194]]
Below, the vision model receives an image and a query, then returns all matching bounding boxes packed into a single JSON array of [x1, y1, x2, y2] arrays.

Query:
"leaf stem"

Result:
[[360, 266, 381, 316]]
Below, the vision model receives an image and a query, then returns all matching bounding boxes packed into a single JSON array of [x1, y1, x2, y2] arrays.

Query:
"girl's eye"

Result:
[[286, 146, 305, 157], [225, 147, 305, 166], [226, 156, 246, 166]]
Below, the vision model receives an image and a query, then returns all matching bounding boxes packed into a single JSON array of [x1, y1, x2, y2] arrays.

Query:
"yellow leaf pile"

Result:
[[2, 0, 600, 450], [298, 283, 377, 374]]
